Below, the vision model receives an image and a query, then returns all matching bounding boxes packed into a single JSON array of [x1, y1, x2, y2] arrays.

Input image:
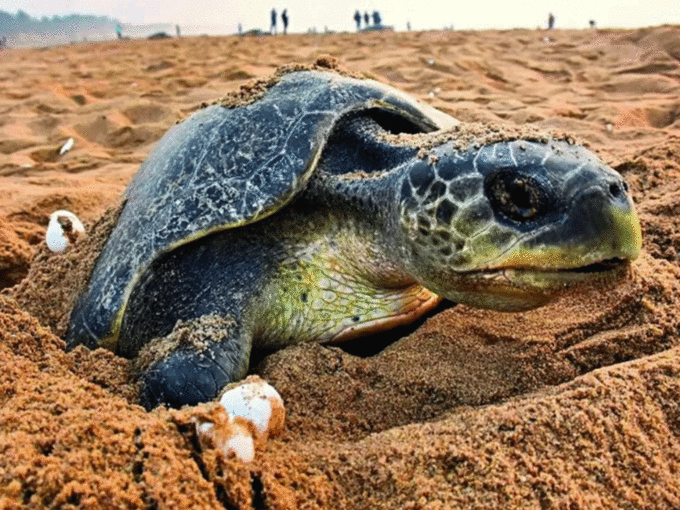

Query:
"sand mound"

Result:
[[1, 26, 680, 509]]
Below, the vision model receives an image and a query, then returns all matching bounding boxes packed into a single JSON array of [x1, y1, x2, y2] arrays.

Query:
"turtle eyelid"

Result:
[[359, 103, 438, 135]]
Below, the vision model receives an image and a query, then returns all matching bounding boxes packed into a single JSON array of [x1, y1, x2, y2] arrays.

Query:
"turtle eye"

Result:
[[486, 169, 548, 223]]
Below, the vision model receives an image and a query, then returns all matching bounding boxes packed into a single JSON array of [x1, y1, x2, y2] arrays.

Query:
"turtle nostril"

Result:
[[609, 182, 624, 199]]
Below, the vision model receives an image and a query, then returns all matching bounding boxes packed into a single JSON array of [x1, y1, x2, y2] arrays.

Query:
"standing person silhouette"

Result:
[[364, 12, 370, 27], [281, 9, 289, 34], [548, 13, 555, 30], [270, 8, 277, 34], [354, 10, 361, 30]]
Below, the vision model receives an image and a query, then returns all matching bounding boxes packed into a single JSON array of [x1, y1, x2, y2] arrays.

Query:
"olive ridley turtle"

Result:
[[65, 68, 642, 410]]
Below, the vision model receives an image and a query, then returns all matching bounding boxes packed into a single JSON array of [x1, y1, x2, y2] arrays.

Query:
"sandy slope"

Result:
[[1, 26, 680, 509]]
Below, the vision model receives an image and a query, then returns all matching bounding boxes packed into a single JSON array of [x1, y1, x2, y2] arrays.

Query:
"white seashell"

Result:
[[59, 137, 74, 155], [46, 210, 85, 253]]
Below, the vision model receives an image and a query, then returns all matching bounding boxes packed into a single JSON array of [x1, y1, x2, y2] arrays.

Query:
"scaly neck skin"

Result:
[[301, 169, 414, 286], [247, 170, 442, 348]]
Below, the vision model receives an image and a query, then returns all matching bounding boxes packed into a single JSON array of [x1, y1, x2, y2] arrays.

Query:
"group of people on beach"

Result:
[[270, 8, 289, 35], [269, 8, 384, 35], [111, 8, 594, 43], [353, 10, 383, 30]]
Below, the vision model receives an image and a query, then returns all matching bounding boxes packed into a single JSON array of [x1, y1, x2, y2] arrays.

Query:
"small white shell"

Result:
[[59, 137, 75, 155], [46, 210, 85, 253]]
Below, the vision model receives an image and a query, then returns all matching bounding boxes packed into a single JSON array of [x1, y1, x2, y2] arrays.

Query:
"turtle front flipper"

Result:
[[112, 225, 274, 409], [136, 314, 250, 410]]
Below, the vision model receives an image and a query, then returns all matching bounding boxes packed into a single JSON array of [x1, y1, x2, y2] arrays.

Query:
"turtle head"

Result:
[[395, 139, 642, 311]]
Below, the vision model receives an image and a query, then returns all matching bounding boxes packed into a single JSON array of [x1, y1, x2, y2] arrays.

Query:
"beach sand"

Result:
[[1, 26, 680, 508]]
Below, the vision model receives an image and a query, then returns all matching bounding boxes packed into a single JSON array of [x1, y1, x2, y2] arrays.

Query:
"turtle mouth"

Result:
[[490, 256, 633, 304], [560, 257, 629, 274], [438, 257, 633, 312], [497, 256, 632, 286]]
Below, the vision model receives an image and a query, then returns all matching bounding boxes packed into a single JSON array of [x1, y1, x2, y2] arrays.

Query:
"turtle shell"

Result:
[[66, 70, 457, 350]]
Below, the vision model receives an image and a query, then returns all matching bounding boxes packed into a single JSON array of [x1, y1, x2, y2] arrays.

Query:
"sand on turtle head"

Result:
[[379, 120, 584, 157]]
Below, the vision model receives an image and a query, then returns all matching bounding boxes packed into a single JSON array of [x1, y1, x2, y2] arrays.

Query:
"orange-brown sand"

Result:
[[1, 26, 680, 509]]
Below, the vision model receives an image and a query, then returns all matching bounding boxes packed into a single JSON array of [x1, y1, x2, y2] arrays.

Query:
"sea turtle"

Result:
[[65, 68, 642, 410]]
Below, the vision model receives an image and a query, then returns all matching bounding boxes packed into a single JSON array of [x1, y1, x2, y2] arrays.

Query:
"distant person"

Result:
[[115, 23, 123, 39], [372, 11, 381, 26], [175, 24, 181, 37], [548, 13, 555, 30], [270, 8, 277, 35], [406, 21, 411, 31], [238, 23, 243, 35], [354, 10, 361, 30], [281, 9, 289, 34], [364, 12, 370, 26]]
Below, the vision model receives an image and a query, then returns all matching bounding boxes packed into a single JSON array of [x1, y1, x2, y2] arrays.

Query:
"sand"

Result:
[[1, 26, 680, 509]]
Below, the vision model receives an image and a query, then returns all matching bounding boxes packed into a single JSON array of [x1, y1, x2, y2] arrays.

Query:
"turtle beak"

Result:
[[548, 179, 642, 264], [603, 192, 642, 261]]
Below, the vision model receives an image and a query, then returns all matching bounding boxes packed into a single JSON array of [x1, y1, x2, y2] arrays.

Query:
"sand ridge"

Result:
[[1, 26, 680, 508]]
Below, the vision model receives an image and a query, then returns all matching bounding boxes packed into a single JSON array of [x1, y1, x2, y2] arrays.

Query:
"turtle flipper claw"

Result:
[[136, 315, 250, 410], [139, 347, 228, 410]]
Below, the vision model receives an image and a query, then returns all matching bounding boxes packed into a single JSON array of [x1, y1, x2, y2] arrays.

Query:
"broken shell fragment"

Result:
[[59, 137, 75, 155]]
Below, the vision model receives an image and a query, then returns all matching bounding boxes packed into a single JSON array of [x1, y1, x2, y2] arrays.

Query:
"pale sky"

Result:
[[2, 0, 679, 34]]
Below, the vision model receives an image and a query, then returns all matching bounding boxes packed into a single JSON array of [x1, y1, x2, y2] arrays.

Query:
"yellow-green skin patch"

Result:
[[246, 208, 441, 349]]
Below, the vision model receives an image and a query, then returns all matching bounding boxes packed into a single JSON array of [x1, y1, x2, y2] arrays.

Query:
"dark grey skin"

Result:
[[65, 71, 641, 410]]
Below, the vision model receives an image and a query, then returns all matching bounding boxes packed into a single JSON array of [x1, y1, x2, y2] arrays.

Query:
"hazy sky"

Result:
[[3, 0, 679, 34]]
